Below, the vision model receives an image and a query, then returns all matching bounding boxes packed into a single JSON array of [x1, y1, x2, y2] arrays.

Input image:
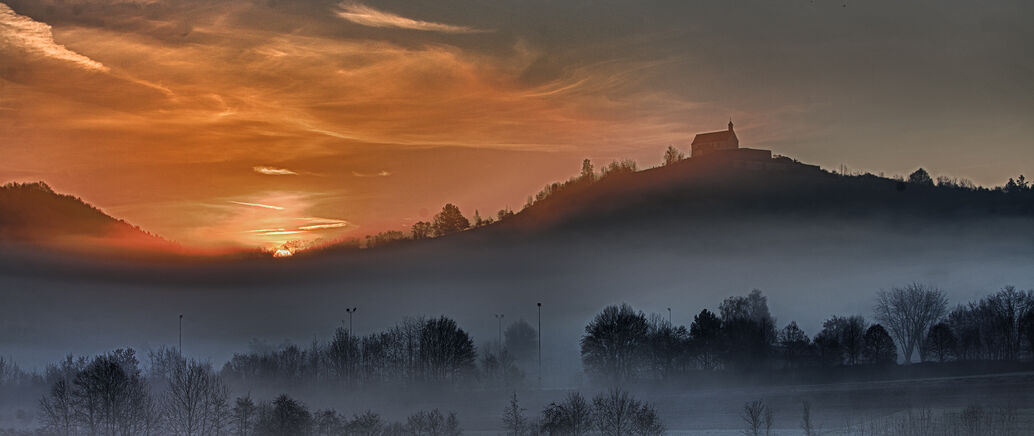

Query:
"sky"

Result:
[[1, 0, 1031, 250]]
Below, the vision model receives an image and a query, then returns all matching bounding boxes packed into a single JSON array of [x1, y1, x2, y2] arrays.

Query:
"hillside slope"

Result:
[[0, 182, 176, 254]]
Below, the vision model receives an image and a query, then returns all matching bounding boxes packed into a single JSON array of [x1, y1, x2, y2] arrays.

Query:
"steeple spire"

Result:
[[728, 118, 734, 131]]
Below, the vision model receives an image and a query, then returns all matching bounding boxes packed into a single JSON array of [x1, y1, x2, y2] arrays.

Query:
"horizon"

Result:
[[2, 0, 1032, 250]]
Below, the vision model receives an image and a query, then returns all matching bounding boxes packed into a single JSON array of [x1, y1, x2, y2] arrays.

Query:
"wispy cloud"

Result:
[[229, 201, 285, 210], [0, 3, 108, 71], [334, 2, 487, 34], [253, 166, 298, 176], [298, 222, 349, 231], [352, 170, 391, 177]]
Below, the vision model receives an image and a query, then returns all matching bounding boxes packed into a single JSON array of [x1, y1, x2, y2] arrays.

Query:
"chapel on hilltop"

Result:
[[688, 120, 816, 170], [691, 120, 740, 157]]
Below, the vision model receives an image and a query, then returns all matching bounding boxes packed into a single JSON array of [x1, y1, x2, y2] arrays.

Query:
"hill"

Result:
[[0, 181, 177, 254], [461, 156, 1034, 243]]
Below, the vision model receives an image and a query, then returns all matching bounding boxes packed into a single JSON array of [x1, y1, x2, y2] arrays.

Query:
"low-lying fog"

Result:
[[2, 215, 1031, 382]]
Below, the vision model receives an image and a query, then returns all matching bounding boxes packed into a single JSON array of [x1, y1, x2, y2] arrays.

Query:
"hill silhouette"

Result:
[[454, 157, 1034, 243], [0, 181, 177, 254]]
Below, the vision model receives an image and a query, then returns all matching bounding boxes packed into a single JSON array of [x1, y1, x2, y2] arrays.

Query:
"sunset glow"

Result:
[[1, 0, 1031, 251]]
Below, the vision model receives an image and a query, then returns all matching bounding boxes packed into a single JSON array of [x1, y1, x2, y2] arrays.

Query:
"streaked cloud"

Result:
[[229, 201, 285, 211], [0, 2, 108, 71], [298, 222, 349, 231], [334, 2, 487, 34], [253, 166, 298, 176], [352, 170, 391, 178]]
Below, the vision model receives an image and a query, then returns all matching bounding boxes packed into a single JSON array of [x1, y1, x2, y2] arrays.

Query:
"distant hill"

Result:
[[0, 182, 176, 254], [452, 156, 1034, 244]]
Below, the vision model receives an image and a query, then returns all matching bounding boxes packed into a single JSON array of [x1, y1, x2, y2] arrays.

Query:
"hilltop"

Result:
[[351, 154, 1034, 253], [0, 182, 177, 255]]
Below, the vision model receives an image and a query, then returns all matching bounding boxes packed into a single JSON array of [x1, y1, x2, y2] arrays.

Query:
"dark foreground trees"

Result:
[[38, 349, 158, 436], [222, 315, 478, 390], [580, 304, 649, 382], [520, 389, 662, 436]]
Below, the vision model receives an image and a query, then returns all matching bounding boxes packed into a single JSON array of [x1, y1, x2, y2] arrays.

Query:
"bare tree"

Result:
[[38, 380, 75, 436], [741, 400, 768, 436], [164, 360, 230, 436], [589, 389, 663, 436], [800, 400, 815, 436], [501, 392, 526, 436], [541, 392, 593, 436], [874, 284, 949, 363]]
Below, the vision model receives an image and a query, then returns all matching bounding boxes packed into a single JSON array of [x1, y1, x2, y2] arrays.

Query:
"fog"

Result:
[[2, 215, 1030, 371], [2, 212, 1033, 432]]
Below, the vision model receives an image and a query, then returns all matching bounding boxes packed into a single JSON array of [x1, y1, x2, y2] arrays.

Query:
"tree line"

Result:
[[501, 390, 663, 436], [580, 284, 1034, 382], [36, 349, 464, 436]]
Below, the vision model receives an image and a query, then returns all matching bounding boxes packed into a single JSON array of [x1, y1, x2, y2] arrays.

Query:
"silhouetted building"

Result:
[[691, 120, 740, 157], [689, 121, 818, 171]]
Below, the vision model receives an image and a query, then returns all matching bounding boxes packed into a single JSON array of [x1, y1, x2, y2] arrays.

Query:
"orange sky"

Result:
[[1, 0, 1031, 250]]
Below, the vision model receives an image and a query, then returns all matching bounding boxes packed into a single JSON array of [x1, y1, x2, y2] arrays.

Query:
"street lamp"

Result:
[[494, 314, 505, 352], [667, 307, 672, 326], [178, 314, 183, 356], [345, 307, 358, 335], [537, 302, 542, 389], [344, 307, 357, 382]]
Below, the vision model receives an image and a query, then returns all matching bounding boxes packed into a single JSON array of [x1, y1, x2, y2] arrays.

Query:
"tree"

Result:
[[347, 411, 384, 435], [431, 204, 470, 236], [38, 380, 75, 436], [812, 330, 842, 367], [419, 316, 477, 382], [720, 290, 777, 369], [1022, 310, 1034, 362], [741, 400, 769, 436], [313, 409, 342, 436], [496, 208, 515, 221], [69, 349, 154, 436], [591, 389, 660, 436], [689, 309, 723, 370], [408, 409, 460, 436], [908, 168, 934, 185], [644, 315, 690, 379], [778, 322, 811, 368], [818, 316, 867, 365], [254, 394, 311, 436], [581, 304, 649, 382], [501, 392, 527, 436], [663, 146, 684, 166], [504, 319, 537, 365], [923, 322, 957, 362], [580, 159, 595, 181], [862, 324, 897, 364], [164, 359, 230, 436], [874, 284, 949, 363], [411, 221, 433, 239], [232, 395, 257, 436], [800, 401, 815, 436], [540, 392, 592, 436]]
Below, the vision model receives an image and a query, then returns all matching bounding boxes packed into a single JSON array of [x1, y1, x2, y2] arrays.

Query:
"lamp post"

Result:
[[537, 302, 542, 389], [178, 314, 183, 356], [344, 307, 357, 382], [667, 307, 672, 326], [494, 314, 505, 352], [345, 307, 358, 335]]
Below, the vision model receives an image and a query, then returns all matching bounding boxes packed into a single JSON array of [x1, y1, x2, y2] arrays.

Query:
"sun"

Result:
[[273, 248, 293, 258]]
